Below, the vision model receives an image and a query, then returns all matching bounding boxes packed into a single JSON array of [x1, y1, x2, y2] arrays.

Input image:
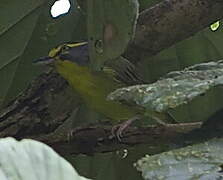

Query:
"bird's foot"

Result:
[[67, 126, 86, 141], [67, 128, 76, 142], [111, 115, 140, 141]]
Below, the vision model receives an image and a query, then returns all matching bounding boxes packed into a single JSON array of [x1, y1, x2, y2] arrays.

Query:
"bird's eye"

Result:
[[61, 45, 70, 51]]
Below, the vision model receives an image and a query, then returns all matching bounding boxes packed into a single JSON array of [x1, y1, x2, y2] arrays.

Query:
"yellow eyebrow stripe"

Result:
[[66, 42, 88, 48]]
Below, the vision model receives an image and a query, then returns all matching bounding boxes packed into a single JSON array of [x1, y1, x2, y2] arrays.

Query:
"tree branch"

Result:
[[0, 70, 204, 155], [126, 0, 223, 63], [0, 81, 202, 155]]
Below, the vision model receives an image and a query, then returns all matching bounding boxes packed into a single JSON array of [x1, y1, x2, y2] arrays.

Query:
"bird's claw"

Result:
[[67, 129, 75, 142], [111, 116, 140, 141], [111, 125, 124, 141]]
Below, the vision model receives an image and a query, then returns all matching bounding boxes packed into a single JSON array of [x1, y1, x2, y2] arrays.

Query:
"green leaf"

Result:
[[138, 0, 161, 11], [108, 60, 223, 117], [0, 0, 43, 106], [135, 138, 223, 180], [139, 28, 223, 123], [0, 0, 87, 107], [87, 0, 139, 70], [0, 137, 91, 180]]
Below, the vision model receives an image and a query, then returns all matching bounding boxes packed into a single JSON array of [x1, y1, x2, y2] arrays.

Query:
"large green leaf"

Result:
[[108, 60, 223, 123], [0, 0, 43, 106], [0, 0, 87, 107], [139, 27, 223, 123], [87, 0, 139, 70]]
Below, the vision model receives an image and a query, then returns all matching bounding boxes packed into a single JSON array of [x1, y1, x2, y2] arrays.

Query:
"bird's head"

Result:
[[33, 42, 90, 66]]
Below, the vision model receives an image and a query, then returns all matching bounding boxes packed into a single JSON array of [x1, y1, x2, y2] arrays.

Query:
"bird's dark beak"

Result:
[[33, 56, 55, 65]]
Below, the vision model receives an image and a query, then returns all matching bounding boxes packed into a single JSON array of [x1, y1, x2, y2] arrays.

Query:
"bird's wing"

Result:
[[104, 56, 145, 86]]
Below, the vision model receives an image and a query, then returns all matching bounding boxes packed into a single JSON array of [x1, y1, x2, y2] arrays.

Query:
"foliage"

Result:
[[135, 138, 223, 180], [0, 0, 87, 107], [108, 60, 223, 115], [87, 0, 138, 69], [1, 0, 223, 180]]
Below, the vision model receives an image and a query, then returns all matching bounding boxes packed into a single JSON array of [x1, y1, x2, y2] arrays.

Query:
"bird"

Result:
[[34, 42, 168, 140]]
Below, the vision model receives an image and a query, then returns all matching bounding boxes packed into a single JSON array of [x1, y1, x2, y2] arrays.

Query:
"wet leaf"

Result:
[[135, 138, 223, 180], [108, 60, 223, 112]]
